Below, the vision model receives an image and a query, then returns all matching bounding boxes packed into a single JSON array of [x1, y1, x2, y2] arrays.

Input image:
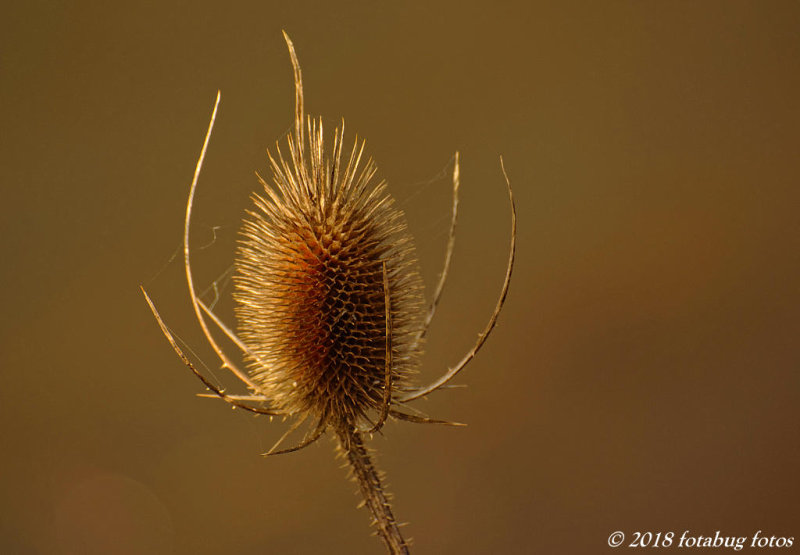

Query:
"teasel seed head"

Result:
[[233, 114, 424, 430]]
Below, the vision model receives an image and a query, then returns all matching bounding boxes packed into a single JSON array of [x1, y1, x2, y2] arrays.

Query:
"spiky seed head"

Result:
[[233, 48, 424, 430]]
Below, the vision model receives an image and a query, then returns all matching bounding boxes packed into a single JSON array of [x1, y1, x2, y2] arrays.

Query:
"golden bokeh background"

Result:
[[1, 2, 798, 554]]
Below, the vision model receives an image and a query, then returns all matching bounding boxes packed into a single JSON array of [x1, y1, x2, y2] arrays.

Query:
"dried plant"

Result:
[[142, 32, 516, 554]]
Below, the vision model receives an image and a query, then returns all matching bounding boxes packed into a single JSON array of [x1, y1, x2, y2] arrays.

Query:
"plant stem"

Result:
[[337, 425, 410, 554]]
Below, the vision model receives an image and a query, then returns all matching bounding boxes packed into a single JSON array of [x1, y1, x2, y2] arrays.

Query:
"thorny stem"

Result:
[[337, 425, 409, 554]]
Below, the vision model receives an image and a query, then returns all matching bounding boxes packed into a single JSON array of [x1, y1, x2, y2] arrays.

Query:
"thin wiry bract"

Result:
[[234, 116, 424, 430]]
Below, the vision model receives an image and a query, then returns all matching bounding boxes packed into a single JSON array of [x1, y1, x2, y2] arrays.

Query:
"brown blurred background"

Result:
[[1, 2, 798, 554]]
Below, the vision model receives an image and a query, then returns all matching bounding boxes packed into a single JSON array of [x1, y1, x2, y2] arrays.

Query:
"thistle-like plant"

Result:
[[142, 32, 515, 554]]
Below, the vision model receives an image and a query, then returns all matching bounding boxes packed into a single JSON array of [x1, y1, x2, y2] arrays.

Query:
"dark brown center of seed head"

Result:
[[276, 221, 387, 414]]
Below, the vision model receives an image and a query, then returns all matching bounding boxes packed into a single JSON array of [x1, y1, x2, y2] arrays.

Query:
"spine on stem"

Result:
[[337, 425, 410, 555]]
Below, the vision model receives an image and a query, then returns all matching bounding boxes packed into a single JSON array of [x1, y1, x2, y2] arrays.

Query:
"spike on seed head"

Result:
[[233, 37, 424, 431]]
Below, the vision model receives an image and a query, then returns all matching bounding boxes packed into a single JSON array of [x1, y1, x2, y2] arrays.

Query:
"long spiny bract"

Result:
[[233, 116, 424, 431]]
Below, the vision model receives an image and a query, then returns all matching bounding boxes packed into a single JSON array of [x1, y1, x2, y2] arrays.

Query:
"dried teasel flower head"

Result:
[[233, 46, 424, 431], [142, 30, 515, 554]]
